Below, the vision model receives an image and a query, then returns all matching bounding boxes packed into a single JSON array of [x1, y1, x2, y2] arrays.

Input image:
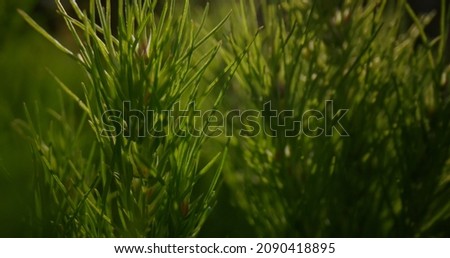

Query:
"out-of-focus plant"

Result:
[[221, 0, 450, 237]]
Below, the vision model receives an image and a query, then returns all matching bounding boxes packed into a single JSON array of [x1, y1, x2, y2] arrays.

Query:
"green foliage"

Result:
[[17, 0, 235, 237], [3, 0, 450, 237], [220, 0, 450, 237]]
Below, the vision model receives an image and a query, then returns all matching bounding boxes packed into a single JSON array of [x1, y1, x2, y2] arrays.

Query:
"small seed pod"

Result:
[[180, 199, 190, 218]]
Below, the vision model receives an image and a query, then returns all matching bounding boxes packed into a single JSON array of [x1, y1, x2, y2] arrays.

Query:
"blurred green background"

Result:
[[0, 0, 84, 236]]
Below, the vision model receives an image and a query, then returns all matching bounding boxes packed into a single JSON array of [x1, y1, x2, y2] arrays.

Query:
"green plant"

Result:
[[9, 0, 450, 238], [18, 0, 238, 237], [220, 0, 450, 237]]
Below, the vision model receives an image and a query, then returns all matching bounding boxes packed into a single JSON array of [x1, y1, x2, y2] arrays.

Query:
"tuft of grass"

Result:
[[9, 0, 450, 237], [219, 0, 450, 237], [17, 0, 238, 237]]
